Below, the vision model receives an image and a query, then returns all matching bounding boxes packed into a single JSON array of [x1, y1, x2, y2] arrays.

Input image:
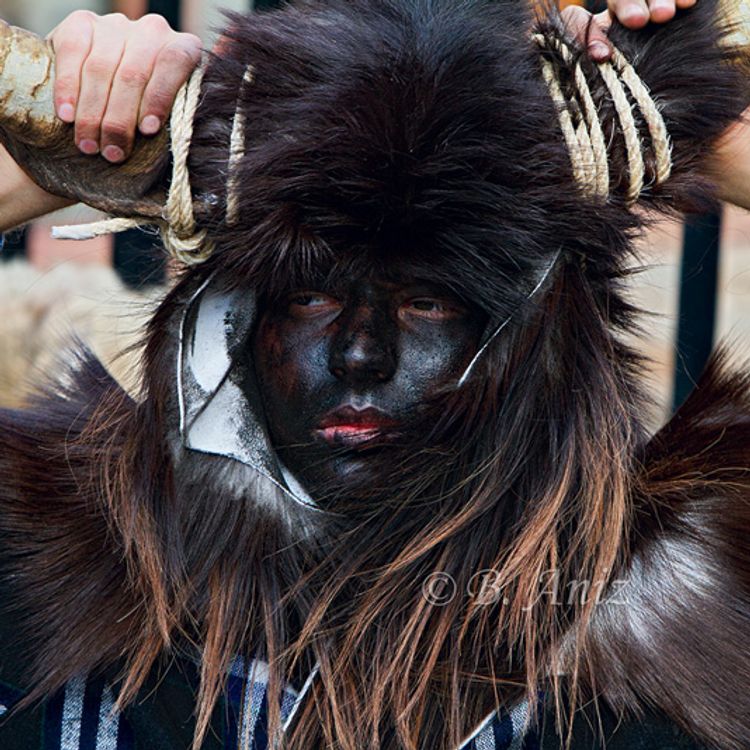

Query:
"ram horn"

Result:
[[0, 20, 171, 220]]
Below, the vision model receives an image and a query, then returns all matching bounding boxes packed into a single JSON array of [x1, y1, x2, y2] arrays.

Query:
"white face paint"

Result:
[[176, 274, 316, 509]]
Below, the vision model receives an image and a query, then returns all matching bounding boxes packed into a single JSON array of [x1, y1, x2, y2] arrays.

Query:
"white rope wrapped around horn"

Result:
[[53, 61, 215, 266]]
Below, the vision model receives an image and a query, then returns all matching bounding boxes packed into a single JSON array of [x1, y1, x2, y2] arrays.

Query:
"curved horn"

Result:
[[0, 20, 170, 219]]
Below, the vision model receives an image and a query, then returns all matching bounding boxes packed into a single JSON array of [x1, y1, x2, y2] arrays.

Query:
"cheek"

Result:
[[253, 318, 328, 404], [253, 319, 300, 401], [399, 325, 480, 389]]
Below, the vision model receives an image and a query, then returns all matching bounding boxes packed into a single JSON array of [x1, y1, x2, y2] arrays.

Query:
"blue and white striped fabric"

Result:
[[42, 676, 134, 750], [459, 699, 540, 750], [1, 662, 537, 749], [223, 656, 306, 750]]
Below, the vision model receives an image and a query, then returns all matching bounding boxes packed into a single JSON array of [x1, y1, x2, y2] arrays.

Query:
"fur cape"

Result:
[[2, 0, 750, 748]]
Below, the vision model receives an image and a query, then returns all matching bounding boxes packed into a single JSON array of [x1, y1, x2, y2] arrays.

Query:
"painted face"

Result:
[[251, 264, 486, 500]]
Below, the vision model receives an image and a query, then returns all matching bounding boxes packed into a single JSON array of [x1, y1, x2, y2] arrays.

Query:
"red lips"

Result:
[[315, 405, 399, 447]]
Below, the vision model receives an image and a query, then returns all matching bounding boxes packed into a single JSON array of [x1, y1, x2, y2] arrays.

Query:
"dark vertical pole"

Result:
[[0, 228, 27, 262], [672, 212, 721, 410], [145, 0, 180, 28], [112, 0, 181, 288]]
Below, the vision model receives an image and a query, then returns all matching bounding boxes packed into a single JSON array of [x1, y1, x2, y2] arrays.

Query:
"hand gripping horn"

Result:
[[0, 20, 171, 221]]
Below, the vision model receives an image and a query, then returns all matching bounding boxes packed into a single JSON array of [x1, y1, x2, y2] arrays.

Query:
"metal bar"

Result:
[[672, 212, 721, 410]]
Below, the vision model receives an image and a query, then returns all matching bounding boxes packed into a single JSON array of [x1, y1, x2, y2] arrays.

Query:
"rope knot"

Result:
[[53, 60, 215, 266]]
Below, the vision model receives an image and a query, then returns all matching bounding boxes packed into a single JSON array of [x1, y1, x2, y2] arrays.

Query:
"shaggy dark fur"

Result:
[[1, 0, 750, 748]]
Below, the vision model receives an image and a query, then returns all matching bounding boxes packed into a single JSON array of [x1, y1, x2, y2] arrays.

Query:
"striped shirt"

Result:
[[0, 656, 539, 750]]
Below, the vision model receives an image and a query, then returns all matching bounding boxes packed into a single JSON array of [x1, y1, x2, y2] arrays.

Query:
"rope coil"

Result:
[[533, 33, 672, 205]]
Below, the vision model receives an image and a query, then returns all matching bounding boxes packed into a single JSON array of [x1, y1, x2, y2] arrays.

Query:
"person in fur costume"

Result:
[[1, 0, 750, 748]]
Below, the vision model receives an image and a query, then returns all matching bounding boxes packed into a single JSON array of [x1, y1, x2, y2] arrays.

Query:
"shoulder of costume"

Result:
[[0, 351, 138, 695], [577, 350, 750, 750]]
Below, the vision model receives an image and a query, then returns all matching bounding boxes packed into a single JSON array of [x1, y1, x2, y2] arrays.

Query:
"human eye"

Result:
[[286, 291, 342, 318], [402, 297, 466, 321]]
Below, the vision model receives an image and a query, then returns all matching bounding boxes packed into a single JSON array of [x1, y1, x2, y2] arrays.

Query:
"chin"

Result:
[[296, 452, 388, 506]]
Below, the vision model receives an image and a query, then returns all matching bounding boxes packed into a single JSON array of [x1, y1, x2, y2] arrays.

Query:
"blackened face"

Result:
[[252, 263, 486, 500]]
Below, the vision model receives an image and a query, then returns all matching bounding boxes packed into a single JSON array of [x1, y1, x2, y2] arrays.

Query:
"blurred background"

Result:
[[0, 0, 748, 428]]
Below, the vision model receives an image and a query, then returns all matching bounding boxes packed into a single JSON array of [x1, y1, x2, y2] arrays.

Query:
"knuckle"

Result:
[[54, 36, 87, 57], [160, 41, 200, 68], [144, 87, 173, 115], [101, 118, 132, 142], [139, 13, 170, 32], [117, 64, 150, 89], [54, 73, 79, 94], [102, 12, 128, 24], [65, 9, 96, 26], [75, 115, 101, 135], [179, 32, 203, 54], [83, 55, 115, 78]]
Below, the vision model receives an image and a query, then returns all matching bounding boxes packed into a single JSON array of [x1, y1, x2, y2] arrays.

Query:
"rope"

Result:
[[532, 34, 609, 200], [533, 33, 672, 205], [51, 35, 672, 260], [53, 60, 215, 266], [163, 62, 213, 264], [226, 65, 254, 226], [596, 56, 645, 203], [610, 46, 672, 186]]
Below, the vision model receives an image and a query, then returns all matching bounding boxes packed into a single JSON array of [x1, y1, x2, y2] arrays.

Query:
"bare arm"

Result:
[[0, 146, 73, 231]]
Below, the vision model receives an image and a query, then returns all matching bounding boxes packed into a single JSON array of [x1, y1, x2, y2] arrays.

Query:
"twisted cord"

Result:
[[610, 46, 672, 185], [53, 60, 215, 266], [533, 32, 672, 205], [533, 33, 609, 200], [163, 62, 214, 264], [595, 58, 645, 203], [226, 65, 254, 226], [535, 51, 590, 194]]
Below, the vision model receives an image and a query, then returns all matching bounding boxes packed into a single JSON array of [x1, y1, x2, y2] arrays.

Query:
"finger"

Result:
[[139, 34, 202, 137], [608, 0, 650, 29], [74, 15, 128, 154], [647, 0, 677, 23], [49, 10, 96, 123], [675, 0, 697, 7], [561, 5, 593, 42], [100, 17, 172, 162], [565, 6, 614, 63]]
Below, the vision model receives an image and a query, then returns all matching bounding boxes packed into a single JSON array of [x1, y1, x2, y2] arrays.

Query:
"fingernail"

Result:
[[78, 139, 99, 155], [619, 4, 648, 23], [140, 115, 161, 135], [588, 41, 611, 61], [57, 102, 75, 122], [102, 145, 125, 163], [649, 0, 673, 13]]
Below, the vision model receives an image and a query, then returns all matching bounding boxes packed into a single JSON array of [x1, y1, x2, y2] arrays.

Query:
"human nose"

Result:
[[328, 305, 397, 384]]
